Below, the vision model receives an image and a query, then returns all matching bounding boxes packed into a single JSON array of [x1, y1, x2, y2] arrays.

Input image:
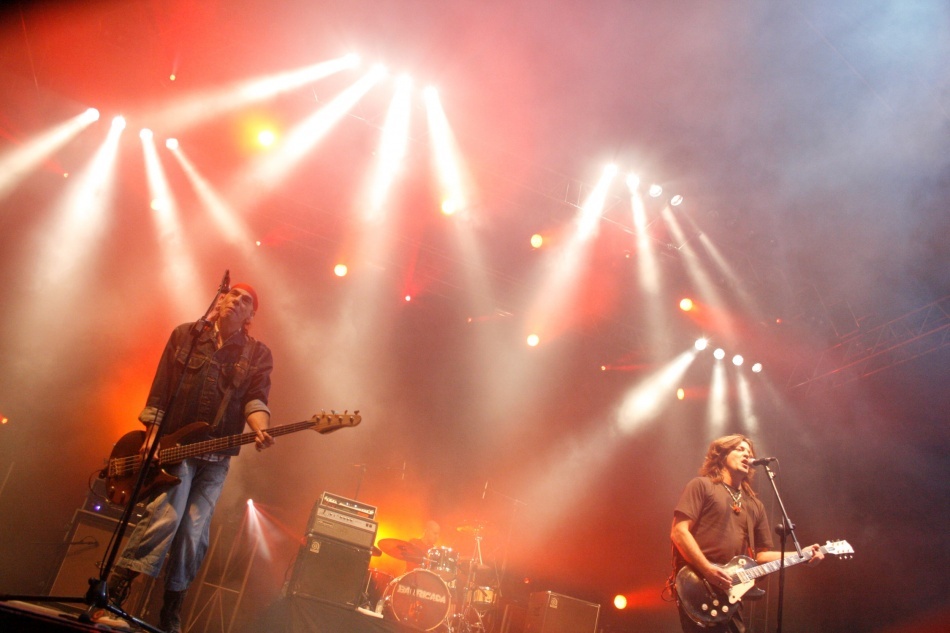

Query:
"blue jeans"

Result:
[[117, 457, 230, 591]]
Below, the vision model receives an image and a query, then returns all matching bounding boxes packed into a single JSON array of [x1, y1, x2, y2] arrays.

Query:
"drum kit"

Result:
[[370, 522, 497, 632]]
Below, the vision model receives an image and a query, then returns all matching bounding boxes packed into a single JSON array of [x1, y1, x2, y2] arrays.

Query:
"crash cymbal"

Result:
[[377, 538, 424, 562]]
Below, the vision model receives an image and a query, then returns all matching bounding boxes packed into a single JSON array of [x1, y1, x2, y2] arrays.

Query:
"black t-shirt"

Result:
[[673, 476, 773, 569]]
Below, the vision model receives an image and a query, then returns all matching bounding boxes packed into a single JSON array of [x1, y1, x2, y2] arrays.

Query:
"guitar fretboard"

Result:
[[734, 548, 820, 583], [161, 420, 317, 462]]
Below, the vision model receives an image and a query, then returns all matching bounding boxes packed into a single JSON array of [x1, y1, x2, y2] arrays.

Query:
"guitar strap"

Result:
[[210, 337, 257, 431]]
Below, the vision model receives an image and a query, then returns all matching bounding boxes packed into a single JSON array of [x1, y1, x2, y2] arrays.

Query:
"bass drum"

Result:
[[382, 569, 453, 631]]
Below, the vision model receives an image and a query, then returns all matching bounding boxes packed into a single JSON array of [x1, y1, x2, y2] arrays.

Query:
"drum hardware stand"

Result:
[[445, 526, 489, 633]]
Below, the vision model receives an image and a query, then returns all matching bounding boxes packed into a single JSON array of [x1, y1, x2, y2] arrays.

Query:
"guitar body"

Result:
[[104, 422, 213, 505], [675, 556, 755, 627]]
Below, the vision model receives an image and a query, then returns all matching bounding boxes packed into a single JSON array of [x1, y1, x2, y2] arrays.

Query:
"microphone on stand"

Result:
[[482, 480, 489, 500], [750, 457, 777, 466]]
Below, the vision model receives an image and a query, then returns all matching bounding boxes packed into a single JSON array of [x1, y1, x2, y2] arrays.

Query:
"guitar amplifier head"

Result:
[[307, 502, 378, 549], [318, 491, 377, 520]]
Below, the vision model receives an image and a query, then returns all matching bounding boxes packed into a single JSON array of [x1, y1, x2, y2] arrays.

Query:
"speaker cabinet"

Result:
[[525, 591, 600, 633], [287, 536, 371, 608], [47, 510, 154, 612]]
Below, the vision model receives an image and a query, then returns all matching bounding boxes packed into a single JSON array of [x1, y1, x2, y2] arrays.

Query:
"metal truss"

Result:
[[787, 296, 950, 395]]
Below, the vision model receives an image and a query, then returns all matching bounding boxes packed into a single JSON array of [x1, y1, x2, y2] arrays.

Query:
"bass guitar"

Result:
[[675, 539, 853, 627], [101, 411, 361, 505]]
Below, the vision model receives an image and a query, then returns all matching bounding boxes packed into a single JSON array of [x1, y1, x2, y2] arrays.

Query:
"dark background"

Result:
[[0, 1, 947, 631]]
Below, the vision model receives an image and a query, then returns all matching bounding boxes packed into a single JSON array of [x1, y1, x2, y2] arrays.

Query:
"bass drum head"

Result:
[[383, 569, 452, 631]]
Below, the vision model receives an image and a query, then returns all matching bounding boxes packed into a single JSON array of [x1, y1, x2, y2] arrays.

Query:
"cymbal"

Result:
[[458, 557, 491, 571], [377, 538, 424, 562], [456, 521, 490, 535]]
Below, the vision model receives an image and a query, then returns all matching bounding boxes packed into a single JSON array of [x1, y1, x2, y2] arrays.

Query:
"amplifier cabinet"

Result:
[[48, 510, 154, 613], [287, 535, 372, 608], [525, 591, 600, 633]]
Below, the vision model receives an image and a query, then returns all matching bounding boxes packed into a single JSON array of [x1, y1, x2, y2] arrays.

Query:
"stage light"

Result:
[[150, 198, 166, 211], [613, 594, 628, 609], [405, 295, 412, 302], [677, 388, 685, 400], [247, 499, 254, 507], [648, 184, 663, 198], [165, 138, 179, 150], [625, 173, 640, 191], [257, 129, 276, 147], [670, 194, 684, 206], [694, 338, 708, 351], [732, 355, 744, 366], [0, 415, 8, 425], [170, 74, 176, 81], [526, 334, 540, 347], [83, 108, 100, 122], [713, 348, 725, 360], [530, 234, 543, 249], [441, 197, 462, 215], [679, 298, 694, 311], [751, 363, 763, 373], [112, 116, 126, 130], [334, 264, 348, 277], [139, 128, 153, 140], [343, 53, 361, 67]]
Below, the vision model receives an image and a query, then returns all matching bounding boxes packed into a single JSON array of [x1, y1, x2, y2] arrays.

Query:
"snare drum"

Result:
[[424, 546, 458, 581], [382, 569, 452, 631], [471, 586, 496, 613]]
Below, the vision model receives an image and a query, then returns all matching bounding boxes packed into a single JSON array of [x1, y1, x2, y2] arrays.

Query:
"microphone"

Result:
[[220, 269, 230, 293], [750, 457, 777, 466], [482, 480, 489, 500]]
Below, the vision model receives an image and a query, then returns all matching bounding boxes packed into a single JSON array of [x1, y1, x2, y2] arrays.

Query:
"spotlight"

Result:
[[676, 388, 685, 400], [679, 298, 694, 312], [441, 197, 461, 215], [732, 355, 744, 366], [247, 499, 254, 507], [165, 138, 179, 150], [648, 184, 663, 198], [751, 363, 763, 373], [112, 116, 126, 130], [670, 194, 684, 206], [334, 264, 348, 277], [530, 234, 543, 249], [526, 334, 540, 347], [613, 595, 628, 609], [83, 108, 100, 122], [139, 128, 153, 140], [694, 338, 708, 351], [713, 348, 725, 360], [405, 295, 412, 302], [625, 173, 640, 191]]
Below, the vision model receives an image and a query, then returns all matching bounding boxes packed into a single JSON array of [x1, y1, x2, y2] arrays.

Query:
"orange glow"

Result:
[[613, 594, 628, 609], [615, 585, 668, 610], [0, 415, 8, 425]]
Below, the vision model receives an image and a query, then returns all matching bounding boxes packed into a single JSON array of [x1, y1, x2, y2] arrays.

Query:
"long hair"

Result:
[[699, 434, 757, 497]]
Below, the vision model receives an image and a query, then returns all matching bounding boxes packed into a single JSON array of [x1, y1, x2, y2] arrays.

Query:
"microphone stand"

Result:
[[759, 462, 802, 633], [1, 272, 231, 633]]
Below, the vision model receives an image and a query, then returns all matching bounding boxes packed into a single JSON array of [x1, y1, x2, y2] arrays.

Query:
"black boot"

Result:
[[159, 589, 186, 633]]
